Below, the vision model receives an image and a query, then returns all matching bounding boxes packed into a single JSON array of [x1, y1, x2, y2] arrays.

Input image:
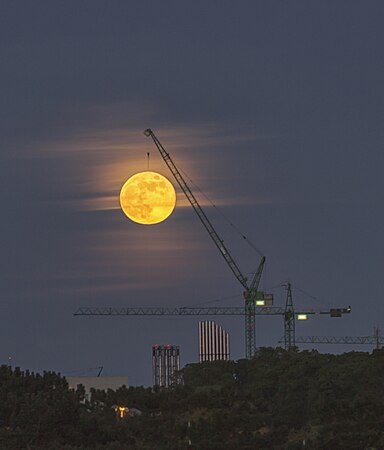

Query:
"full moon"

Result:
[[119, 171, 176, 225]]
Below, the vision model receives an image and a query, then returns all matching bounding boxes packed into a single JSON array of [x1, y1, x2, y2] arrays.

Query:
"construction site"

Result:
[[73, 129, 380, 385]]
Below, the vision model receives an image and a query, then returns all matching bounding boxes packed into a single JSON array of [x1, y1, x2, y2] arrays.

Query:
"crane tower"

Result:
[[144, 128, 266, 358], [74, 130, 352, 360]]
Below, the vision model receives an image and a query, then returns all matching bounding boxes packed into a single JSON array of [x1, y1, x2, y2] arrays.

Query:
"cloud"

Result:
[[27, 102, 275, 214], [0, 101, 275, 301]]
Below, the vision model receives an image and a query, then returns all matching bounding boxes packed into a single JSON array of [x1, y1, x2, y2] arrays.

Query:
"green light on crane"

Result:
[[297, 314, 308, 321]]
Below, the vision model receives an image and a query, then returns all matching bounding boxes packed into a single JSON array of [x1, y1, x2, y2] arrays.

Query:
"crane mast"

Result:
[[284, 282, 295, 350], [144, 128, 264, 358]]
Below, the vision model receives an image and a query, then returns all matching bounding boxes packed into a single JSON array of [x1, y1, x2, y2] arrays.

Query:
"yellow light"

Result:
[[256, 300, 265, 306], [120, 171, 176, 225], [297, 314, 308, 321], [116, 406, 129, 418]]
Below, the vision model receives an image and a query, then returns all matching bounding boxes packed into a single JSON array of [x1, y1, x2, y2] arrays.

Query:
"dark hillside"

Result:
[[1, 348, 384, 449]]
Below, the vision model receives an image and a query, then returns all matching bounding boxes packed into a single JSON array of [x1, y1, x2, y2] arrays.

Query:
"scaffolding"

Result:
[[152, 344, 180, 388]]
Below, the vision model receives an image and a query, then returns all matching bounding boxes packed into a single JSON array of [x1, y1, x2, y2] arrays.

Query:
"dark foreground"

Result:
[[1, 347, 384, 449]]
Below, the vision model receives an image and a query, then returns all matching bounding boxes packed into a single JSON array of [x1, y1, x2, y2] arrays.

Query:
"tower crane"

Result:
[[280, 281, 351, 351], [143, 128, 266, 358], [75, 129, 352, 358]]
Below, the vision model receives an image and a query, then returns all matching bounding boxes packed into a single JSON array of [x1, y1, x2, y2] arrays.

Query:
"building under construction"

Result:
[[152, 344, 180, 388], [199, 321, 230, 362]]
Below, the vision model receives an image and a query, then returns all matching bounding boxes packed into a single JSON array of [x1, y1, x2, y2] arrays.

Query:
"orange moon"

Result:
[[119, 171, 176, 225]]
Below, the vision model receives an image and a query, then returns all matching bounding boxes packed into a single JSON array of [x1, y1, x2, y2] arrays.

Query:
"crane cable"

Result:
[[261, 282, 331, 308], [178, 165, 264, 258], [291, 283, 332, 308], [188, 293, 242, 307]]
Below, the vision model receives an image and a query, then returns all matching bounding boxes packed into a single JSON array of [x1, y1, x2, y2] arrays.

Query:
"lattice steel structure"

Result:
[[75, 306, 351, 317], [152, 344, 180, 388], [76, 305, 352, 357], [284, 282, 295, 350], [293, 328, 383, 350]]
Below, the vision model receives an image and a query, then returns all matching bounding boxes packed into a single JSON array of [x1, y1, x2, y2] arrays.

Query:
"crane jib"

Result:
[[145, 128, 268, 359], [145, 128, 250, 291]]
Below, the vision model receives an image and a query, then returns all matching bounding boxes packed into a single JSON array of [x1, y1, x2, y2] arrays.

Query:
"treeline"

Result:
[[1, 348, 384, 449]]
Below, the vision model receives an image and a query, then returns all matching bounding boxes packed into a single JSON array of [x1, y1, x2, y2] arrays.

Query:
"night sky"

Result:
[[1, 2, 383, 385]]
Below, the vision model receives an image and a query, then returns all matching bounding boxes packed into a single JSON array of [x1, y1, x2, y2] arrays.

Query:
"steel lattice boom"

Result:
[[295, 336, 382, 345], [144, 128, 266, 358], [144, 128, 249, 290], [75, 306, 351, 317], [75, 305, 352, 351]]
